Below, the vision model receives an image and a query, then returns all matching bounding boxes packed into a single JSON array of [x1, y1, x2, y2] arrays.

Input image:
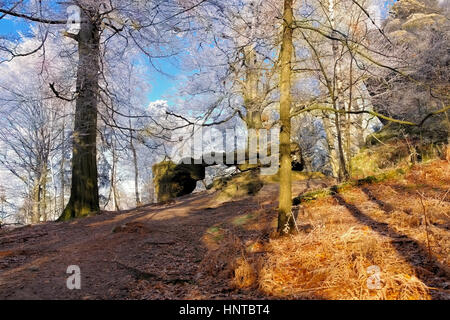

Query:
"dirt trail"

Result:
[[0, 179, 329, 300]]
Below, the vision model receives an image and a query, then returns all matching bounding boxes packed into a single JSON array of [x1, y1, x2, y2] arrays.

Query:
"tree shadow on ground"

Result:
[[331, 186, 449, 299], [361, 187, 394, 213]]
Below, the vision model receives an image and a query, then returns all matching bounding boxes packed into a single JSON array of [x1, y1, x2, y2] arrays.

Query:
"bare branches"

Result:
[[0, 8, 66, 24], [165, 109, 238, 128], [349, 0, 392, 45], [49, 83, 77, 102], [292, 103, 450, 127], [0, 29, 49, 64]]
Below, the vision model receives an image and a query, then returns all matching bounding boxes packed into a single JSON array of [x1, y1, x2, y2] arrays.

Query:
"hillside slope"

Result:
[[0, 177, 329, 299], [0, 160, 448, 300]]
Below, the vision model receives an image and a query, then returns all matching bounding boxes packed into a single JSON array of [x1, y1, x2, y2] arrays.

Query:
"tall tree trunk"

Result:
[[323, 115, 340, 177], [111, 143, 121, 211], [41, 181, 47, 222], [331, 44, 349, 181], [334, 105, 349, 182], [59, 9, 100, 221], [41, 163, 48, 221], [31, 180, 40, 224], [245, 110, 262, 168], [345, 57, 354, 177], [328, 0, 349, 182], [355, 98, 366, 148], [60, 119, 66, 212], [129, 119, 141, 207], [277, 0, 295, 235], [243, 46, 262, 166], [131, 138, 141, 206]]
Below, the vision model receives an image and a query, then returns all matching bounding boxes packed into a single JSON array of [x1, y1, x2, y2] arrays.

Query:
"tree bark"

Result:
[[129, 119, 141, 207], [60, 118, 66, 212], [345, 57, 354, 176], [131, 139, 141, 207], [59, 9, 100, 221], [323, 115, 340, 177], [242, 46, 263, 166], [329, 0, 349, 182], [111, 142, 121, 211], [334, 104, 349, 181], [41, 163, 48, 221], [31, 180, 40, 224], [277, 0, 295, 235]]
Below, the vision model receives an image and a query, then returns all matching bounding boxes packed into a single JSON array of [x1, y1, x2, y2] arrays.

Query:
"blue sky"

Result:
[[146, 59, 180, 104], [0, 16, 181, 106], [0, 15, 31, 35]]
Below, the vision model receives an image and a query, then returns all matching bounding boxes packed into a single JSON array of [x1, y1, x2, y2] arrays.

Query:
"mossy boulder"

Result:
[[209, 170, 264, 202], [351, 122, 447, 179], [236, 162, 260, 172], [152, 142, 305, 202], [261, 171, 325, 184], [153, 160, 205, 202], [366, 121, 448, 147], [234, 142, 304, 172], [292, 168, 407, 205]]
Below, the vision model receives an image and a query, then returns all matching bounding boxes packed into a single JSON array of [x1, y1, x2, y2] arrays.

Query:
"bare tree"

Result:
[[0, 0, 212, 220], [277, 0, 295, 235]]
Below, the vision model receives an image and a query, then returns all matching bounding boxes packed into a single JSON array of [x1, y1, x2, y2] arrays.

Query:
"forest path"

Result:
[[0, 178, 330, 299]]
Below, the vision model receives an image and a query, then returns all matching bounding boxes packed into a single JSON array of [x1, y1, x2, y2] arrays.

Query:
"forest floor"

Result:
[[0, 160, 448, 300]]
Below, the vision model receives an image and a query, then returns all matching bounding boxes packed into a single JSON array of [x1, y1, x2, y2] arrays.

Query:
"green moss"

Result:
[[293, 189, 331, 205], [356, 175, 378, 185], [292, 168, 408, 205], [152, 160, 205, 202], [207, 226, 221, 234], [206, 225, 225, 242], [352, 136, 446, 180], [351, 149, 383, 178], [352, 120, 447, 180], [262, 171, 325, 183], [232, 213, 255, 226], [356, 168, 406, 185], [212, 170, 264, 202], [237, 163, 260, 172]]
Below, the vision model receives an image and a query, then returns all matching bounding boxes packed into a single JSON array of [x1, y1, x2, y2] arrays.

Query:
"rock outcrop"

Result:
[[152, 161, 205, 203], [153, 143, 305, 202]]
